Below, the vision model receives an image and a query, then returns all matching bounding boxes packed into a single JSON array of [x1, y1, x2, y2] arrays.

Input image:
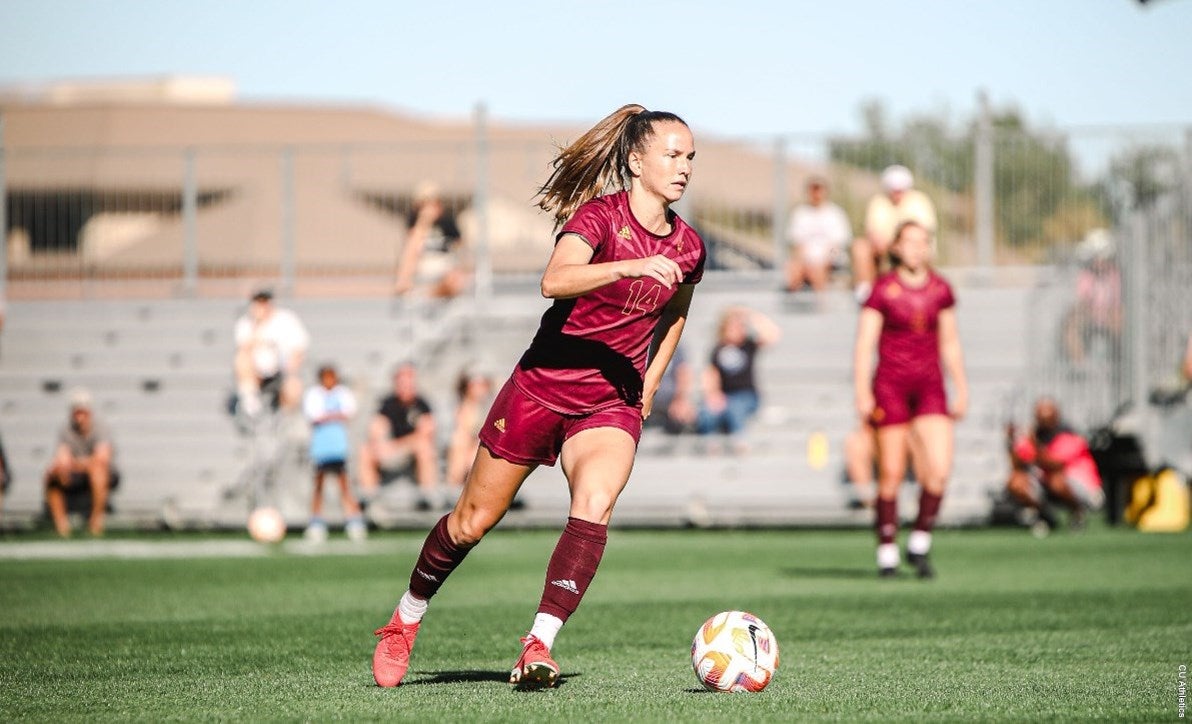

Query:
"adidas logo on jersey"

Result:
[[550, 578, 579, 595], [493, 417, 506, 433]]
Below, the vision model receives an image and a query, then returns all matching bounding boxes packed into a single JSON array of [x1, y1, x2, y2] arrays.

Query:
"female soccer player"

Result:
[[853, 220, 967, 578], [372, 104, 705, 689]]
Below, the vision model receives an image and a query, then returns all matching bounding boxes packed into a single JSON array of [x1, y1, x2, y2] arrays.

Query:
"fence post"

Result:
[[181, 147, 198, 296], [1127, 210, 1148, 410], [280, 146, 295, 297], [772, 135, 787, 276], [974, 90, 995, 272], [473, 102, 492, 304]]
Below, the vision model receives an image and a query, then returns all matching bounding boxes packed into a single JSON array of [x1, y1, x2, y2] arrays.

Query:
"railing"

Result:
[[1018, 163, 1192, 433], [4, 113, 1189, 298]]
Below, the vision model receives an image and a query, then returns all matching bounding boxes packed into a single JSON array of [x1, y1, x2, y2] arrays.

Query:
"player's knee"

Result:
[[571, 490, 616, 523], [449, 506, 499, 547]]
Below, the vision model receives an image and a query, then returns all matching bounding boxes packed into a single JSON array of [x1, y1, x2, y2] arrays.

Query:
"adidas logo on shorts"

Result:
[[494, 418, 506, 433]]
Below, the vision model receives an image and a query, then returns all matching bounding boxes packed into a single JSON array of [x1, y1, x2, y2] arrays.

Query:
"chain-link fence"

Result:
[[5, 112, 1188, 302], [1019, 129, 1192, 433]]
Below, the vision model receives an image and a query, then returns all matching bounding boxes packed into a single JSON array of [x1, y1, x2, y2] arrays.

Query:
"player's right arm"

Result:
[[853, 307, 883, 420], [540, 234, 681, 299]]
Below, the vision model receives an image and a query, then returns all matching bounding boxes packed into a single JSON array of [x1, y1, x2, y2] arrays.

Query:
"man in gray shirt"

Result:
[[44, 389, 118, 537]]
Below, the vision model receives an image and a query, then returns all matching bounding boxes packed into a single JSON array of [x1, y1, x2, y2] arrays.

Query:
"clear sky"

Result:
[[0, 0, 1188, 138]]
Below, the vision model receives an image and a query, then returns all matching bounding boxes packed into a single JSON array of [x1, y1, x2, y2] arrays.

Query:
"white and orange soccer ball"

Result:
[[691, 610, 779, 693], [247, 506, 286, 544]]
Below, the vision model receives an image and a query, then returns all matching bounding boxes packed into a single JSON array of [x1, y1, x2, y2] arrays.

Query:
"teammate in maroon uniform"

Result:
[[853, 220, 968, 578], [371, 104, 705, 689]]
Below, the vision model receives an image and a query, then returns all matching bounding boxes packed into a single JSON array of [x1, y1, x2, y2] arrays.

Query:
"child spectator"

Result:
[[302, 364, 366, 542]]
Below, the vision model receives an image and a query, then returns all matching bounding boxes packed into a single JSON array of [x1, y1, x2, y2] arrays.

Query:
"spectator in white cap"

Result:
[[851, 164, 938, 303], [43, 388, 119, 537], [1063, 228, 1121, 364]]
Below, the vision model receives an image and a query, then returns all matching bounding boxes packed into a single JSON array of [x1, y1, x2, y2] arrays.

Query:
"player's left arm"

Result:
[[938, 308, 968, 420], [642, 283, 695, 420]]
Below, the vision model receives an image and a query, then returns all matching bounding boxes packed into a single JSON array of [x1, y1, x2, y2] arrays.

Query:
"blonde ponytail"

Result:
[[536, 104, 687, 229]]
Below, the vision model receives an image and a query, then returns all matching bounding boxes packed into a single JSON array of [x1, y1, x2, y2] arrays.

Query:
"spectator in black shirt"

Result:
[[696, 307, 781, 453], [358, 362, 440, 510]]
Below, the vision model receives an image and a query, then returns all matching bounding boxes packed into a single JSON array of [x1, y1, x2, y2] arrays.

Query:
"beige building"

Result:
[[2, 77, 825, 296]]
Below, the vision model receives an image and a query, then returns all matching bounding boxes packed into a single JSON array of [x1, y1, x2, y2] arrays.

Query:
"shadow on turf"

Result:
[[780, 566, 876, 580], [400, 670, 577, 689]]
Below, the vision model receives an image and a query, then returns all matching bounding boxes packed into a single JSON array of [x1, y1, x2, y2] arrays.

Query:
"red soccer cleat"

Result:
[[372, 614, 421, 687], [509, 634, 559, 690]]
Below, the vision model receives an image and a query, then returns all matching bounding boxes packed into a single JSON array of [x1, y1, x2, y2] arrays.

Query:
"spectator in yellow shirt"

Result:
[[851, 165, 937, 302]]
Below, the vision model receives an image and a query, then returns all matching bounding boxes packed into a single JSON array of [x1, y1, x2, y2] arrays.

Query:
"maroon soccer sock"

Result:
[[537, 517, 608, 623], [914, 490, 943, 533], [408, 515, 473, 600], [876, 496, 898, 545]]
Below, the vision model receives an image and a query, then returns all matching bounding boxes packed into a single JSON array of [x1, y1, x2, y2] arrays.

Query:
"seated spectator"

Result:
[[43, 389, 119, 537], [358, 362, 441, 510], [302, 364, 367, 542], [851, 165, 937, 302], [697, 307, 781, 453], [644, 344, 698, 435], [1005, 397, 1104, 534], [785, 177, 852, 293], [1063, 229, 1121, 365], [393, 182, 471, 299], [444, 365, 495, 495], [233, 288, 310, 416]]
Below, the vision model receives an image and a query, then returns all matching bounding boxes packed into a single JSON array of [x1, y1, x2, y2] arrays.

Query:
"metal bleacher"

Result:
[[0, 271, 1030, 531]]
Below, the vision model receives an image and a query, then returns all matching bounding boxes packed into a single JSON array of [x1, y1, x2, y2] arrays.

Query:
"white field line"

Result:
[[0, 538, 399, 561]]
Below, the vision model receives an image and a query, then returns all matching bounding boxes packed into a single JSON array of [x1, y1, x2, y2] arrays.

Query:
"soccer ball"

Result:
[[247, 507, 286, 544], [691, 610, 779, 692]]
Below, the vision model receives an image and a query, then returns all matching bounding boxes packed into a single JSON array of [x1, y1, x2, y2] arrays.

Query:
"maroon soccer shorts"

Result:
[[478, 378, 643, 466], [870, 373, 948, 427]]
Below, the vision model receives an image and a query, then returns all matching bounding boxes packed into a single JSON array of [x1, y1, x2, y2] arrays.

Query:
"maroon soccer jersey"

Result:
[[863, 270, 956, 383], [514, 191, 706, 415]]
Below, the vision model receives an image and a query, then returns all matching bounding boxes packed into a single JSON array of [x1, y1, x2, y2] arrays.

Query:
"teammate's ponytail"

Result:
[[536, 104, 687, 229]]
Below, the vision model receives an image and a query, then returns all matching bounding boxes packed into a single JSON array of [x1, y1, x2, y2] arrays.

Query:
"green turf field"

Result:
[[1, 525, 1187, 722]]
